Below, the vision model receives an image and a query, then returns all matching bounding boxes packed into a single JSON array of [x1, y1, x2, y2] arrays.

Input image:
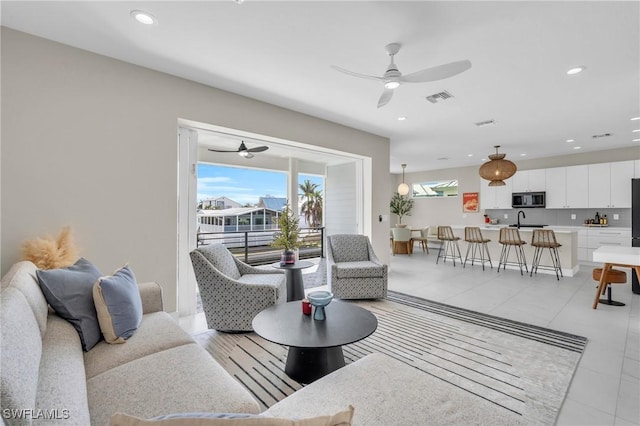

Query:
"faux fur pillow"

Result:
[[22, 226, 79, 269]]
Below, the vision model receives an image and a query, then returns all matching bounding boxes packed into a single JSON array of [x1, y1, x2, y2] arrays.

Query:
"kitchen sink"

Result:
[[509, 224, 547, 228]]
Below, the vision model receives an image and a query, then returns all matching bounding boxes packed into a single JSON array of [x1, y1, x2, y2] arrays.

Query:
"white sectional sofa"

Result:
[[1, 260, 524, 425]]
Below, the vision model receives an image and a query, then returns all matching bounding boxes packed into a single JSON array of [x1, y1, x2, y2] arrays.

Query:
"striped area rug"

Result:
[[193, 291, 586, 424]]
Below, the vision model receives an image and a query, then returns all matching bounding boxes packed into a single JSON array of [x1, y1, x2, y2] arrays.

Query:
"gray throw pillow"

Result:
[[36, 258, 103, 351], [93, 265, 143, 344]]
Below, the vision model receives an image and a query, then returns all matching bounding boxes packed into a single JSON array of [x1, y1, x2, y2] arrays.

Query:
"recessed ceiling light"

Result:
[[633, 129, 640, 132], [397, 116, 407, 121], [467, 154, 473, 157], [566, 66, 585, 75], [520, 153, 527, 156], [633, 138, 640, 142], [131, 10, 157, 25], [631, 117, 640, 121], [573, 146, 582, 150], [565, 139, 575, 143]]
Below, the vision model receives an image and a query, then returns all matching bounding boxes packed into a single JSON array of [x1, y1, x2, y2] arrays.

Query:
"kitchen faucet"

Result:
[[517, 210, 526, 228]]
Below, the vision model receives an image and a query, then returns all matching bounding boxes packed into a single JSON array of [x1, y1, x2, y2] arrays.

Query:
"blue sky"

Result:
[[198, 163, 323, 206]]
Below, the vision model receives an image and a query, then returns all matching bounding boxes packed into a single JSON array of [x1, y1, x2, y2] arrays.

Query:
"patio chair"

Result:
[[326, 234, 387, 299], [190, 244, 286, 331]]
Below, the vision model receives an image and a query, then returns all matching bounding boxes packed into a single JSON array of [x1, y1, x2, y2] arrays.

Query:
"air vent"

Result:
[[592, 133, 612, 139], [426, 90, 453, 104], [475, 119, 496, 127]]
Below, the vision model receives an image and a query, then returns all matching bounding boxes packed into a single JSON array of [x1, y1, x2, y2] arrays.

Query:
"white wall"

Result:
[[0, 28, 391, 312], [391, 146, 640, 230]]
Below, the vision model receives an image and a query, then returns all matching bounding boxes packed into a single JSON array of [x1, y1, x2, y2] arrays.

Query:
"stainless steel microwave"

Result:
[[512, 192, 545, 208]]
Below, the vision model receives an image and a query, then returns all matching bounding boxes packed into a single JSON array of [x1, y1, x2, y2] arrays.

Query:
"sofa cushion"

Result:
[[335, 261, 384, 278], [35, 315, 91, 426], [194, 245, 241, 280], [1, 261, 49, 338], [84, 312, 196, 379], [109, 406, 354, 425], [0, 288, 42, 426], [87, 344, 260, 426], [93, 265, 143, 344], [36, 258, 103, 351], [328, 235, 369, 263]]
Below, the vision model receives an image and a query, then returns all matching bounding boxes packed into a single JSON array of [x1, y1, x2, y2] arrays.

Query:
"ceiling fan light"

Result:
[[384, 81, 400, 89], [479, 146, 517, 187]]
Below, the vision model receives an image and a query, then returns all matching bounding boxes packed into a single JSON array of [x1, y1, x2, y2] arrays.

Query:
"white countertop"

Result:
[[451, 225, 579, 234], [592, 246, 640, 266]]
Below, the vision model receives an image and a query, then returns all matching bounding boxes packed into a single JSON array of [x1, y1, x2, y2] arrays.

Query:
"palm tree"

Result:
[[310, 190, 323, 228], [299, 179, 319, 227]]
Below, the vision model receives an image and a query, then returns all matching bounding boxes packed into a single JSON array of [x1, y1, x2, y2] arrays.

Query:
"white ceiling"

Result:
[[3, 1, 639, 173]]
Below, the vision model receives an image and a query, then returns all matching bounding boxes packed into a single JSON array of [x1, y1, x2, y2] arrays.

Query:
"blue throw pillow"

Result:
[[93, 265, 143, 344], [36, 258, 103, 351]]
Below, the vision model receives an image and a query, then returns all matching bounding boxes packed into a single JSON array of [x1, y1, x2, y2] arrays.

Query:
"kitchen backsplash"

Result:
[[485, 208, 632, 227]]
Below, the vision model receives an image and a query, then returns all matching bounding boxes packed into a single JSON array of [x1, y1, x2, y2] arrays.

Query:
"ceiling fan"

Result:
[[208, 141, 269, 159], [332, 43, 472, 108]]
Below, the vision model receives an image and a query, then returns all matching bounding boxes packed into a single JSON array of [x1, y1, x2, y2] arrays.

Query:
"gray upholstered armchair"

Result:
[[326, 234, 388, 299], [190, 244, 286, 331]]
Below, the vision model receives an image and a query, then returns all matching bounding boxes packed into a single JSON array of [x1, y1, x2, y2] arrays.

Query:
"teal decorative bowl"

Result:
[[307, 291, 333, 321], [307, 291, 333, 307]]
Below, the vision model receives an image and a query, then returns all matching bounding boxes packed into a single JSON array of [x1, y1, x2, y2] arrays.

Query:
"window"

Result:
[[412, 180, 459, 198]]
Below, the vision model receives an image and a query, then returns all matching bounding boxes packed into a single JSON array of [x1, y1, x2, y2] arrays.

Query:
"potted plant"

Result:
[[390, 192, 414, 227], [271, 204, 302, 264]]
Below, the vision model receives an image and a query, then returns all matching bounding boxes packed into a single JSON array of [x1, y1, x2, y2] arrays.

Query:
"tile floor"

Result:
[[180, 249, 640, 425]]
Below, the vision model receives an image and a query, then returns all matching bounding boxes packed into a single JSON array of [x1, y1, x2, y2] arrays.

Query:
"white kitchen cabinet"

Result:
[[565, 165, 589, 208], [511, 169, 546, 192], [545, 167, 566, 208], [545, 165, 588, 208], [479, 178, 512, 209], [635, 159, 640, 177], [588, 160, 634, 208]]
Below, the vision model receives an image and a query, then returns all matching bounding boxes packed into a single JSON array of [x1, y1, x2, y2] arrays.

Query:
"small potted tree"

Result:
[[271, 204, 302, 265], [390, 192, 414, 227]]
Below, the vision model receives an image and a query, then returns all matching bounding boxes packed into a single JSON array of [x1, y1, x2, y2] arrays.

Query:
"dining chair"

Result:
[[391, 227, 413, 255]]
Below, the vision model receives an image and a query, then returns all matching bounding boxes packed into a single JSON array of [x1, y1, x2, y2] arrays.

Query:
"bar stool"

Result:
[[463, 227, 492, 270], [592, 268, 627, 309], [436, 226, 462, 266], [498, 227, 528, 275], [530, 229, 563, 280]]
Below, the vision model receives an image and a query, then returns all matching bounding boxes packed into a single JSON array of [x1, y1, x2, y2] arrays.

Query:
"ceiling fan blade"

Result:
[[377, 88, 394, 108], [208, 148, 237, 153], [331, 65, 384, 82], [400, 60, 472, 83], [246, 146, 269, 153]]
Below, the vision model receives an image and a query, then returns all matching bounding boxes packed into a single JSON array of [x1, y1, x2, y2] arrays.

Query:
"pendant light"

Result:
[[479, 146, 517, 187], [397, 164, 410, 195]]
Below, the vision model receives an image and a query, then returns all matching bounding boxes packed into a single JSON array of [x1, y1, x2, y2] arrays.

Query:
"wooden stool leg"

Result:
[[593, 263, 612, 309]]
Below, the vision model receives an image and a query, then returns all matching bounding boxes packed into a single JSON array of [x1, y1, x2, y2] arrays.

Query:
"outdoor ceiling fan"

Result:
[[331, 43, 472, 108], [208, 141, 269, 159]]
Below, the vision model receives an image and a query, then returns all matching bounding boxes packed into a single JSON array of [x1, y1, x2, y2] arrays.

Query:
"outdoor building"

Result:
[[257, 197, 287, 212], [200, 196, 242, 210], [197, 207, 280, 233]]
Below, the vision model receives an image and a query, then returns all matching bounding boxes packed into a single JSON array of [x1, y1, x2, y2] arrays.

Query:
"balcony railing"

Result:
[[196, 227, 324, 266]]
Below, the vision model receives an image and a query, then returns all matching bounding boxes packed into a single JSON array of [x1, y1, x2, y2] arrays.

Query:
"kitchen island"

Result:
[[450, 225, 579, 276]]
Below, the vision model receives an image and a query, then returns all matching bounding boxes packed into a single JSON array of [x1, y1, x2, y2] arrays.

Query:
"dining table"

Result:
[[592, 246, 640, 309]]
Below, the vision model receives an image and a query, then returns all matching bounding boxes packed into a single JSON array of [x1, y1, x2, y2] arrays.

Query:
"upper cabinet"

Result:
[[482, 160, 636, 210], [511, 169, 546, 192], [588, 161, 634, 208], [545, 165, 588, 208], [480, 178, 512, 209]]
